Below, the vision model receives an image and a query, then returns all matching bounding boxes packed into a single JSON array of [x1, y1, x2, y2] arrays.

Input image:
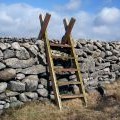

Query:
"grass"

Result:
[[1, 80, 120, 120]]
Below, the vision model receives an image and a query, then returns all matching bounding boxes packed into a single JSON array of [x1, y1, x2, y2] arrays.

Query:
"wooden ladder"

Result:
[[38, 13, 87, 110]]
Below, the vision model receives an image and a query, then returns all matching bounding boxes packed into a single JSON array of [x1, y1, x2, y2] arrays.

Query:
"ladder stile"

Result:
[[38, 13, 87, 110]]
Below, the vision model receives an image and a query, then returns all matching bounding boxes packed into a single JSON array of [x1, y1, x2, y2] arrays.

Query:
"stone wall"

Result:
[[0, 37, 120, 114]]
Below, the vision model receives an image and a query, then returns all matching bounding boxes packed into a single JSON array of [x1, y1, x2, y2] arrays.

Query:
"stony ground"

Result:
[[0, 80, 120, 120]]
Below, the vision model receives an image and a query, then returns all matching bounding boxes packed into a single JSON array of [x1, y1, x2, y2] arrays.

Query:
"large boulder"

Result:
[[3, 49, 15, 59], [9, 81, 25, 92], [11, 42, 21, 50], [16, 47, 30, 60], [20, 65, 46, 75], [22, 75, 39, 91], [0, 68, 16, 81], [81, 56, 95, 73], [22, 43, 38, 56], [0, 83, 7, 93], [5, 58, 37, 68]]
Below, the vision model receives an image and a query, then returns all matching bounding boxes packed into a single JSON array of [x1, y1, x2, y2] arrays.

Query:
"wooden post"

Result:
[[61, 18, 76, 44], [38, 13, 51, 40]]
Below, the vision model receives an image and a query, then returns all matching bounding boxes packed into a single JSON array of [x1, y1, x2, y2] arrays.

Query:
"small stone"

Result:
[[22, 75, 39, 92], [0, 43, 7, 50], [72, 85, 80, 94], [6, 91, 19, 97], [95, 62, 110, 70], [16, 73, 25, 80], [39, 78, 48, 87], [0, 93, 6, 100], [4, 103, 10, 109], [0, 105, 4, 110], [50, 94, 55, 100], [25, 92, 38, 100], [94, 42, 103, 50], [0, 83, 7, 93], [37, 53, 46, 65], [19, 93, 28, 102], [38, 84, 44, 89], [0, 101, 6, 105], [75, 49, 84, 56], [20, 65, 46, 75], [58, 78, 68, 82], [69, 74, 76, 80], [87, 80, 98, 87], [79, 39, 86, 45], [11, 42, 21, 50], [22, 43, 38, 56], [9, 81, 25, 92], [35, 40, 45, 54], [37, 88, 48, 97], [100, 51, 106, 58], [10, 101, 23, 108], [111, 64, 120, 71], [106, 56, 118, 61], [0, 68, 16, 81], [4, 43, 11, 49], [105, 43, 110, 50], [106, 51, 112, 56], [80, 63, 88, 73], [10, 97, 17, 102], [0, 50, 3, 59]]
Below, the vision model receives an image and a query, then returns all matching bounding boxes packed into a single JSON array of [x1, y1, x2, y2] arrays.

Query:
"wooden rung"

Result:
[[50, 43, 71, 48], [54, 68, 77, 72], [52, 55, 75, 60], [57, 81, 81, 86], [60, 94, 84, 99]]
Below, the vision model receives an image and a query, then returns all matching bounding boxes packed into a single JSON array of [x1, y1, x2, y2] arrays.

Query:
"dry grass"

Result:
[[1, 80, 120, 120]]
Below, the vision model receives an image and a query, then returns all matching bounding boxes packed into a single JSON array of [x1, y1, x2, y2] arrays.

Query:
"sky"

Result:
[[0, 0, 120, 41]]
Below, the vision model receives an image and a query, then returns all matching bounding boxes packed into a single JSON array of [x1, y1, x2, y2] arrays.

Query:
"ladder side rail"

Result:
[[38, 13, 62, 110], [62, 18, 87, 106], [44, 36, 62, 110]]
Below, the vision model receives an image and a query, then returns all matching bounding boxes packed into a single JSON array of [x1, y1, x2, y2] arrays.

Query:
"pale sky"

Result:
[[0, 0, 120, 41]]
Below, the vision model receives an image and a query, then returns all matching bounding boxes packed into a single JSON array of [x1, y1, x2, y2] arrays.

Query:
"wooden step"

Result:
[[57, 81, 81, 86], [54, 68, 77, 73], [52, 55, 75, 60], [50, 43, 71, 48], [60, 94, 84, 99]]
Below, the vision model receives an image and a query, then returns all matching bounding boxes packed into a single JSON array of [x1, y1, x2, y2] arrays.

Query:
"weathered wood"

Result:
[[50, 43, 71, 48], [38, 13, 87, 109], [62, 18, 76, 44], [57, 81, 81, 86], [61, 17, 87, 106], [38, 13, 62, 110], [38, 13, 51, 40], [60, 94, 84, 99], [54, 68, 77, 72]]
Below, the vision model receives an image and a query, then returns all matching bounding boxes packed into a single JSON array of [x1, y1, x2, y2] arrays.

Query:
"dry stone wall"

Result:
[[0, 37, 120, 114]]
